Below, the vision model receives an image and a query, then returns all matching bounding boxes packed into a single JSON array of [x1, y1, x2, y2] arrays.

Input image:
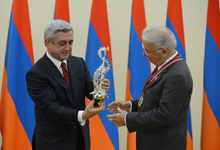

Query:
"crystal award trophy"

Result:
[[90, 47, 111, 108]]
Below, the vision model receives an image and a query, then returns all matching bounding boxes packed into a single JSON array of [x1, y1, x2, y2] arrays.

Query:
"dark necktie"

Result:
[[61, 62, 72, 92], [142, 67, 158, 93], [152, 66, 158, 74]]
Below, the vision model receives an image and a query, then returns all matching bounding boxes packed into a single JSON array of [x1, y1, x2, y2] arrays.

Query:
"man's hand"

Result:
[[107, 107, 126, 127], [100, 79, 110, 93], [107, 101, 130, 114], [82, 100, 105, 120]]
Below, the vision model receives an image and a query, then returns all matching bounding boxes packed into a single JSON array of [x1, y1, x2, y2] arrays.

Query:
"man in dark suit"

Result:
[[107, 24, 193, 150], [26, 20, 110, 150]]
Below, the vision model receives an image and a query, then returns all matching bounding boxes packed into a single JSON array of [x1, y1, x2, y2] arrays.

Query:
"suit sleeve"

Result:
[[126, 73, 190, 132], [130, 99, 139, 112]]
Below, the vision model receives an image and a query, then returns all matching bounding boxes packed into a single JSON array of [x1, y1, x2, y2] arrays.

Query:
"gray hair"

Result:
[[44, 20, 73, 43], [142, 24, 177, 51]]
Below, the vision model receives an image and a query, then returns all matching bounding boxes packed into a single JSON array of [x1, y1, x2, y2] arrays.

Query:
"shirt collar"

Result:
[[158, 50, 178, 70], [46, 51, 67, 69]]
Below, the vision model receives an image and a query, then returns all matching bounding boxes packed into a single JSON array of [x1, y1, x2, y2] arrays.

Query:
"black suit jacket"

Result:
[[26, 53, 94, 150], [126, 55, 193, 150]]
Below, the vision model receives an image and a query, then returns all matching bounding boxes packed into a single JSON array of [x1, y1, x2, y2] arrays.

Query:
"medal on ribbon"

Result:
[[138, 94, 144, 108]]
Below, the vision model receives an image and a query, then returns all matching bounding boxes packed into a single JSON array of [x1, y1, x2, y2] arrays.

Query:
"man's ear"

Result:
[[162, 48, 168, 57], [162, 48, 168, 54], [45, 39, 50, 48]]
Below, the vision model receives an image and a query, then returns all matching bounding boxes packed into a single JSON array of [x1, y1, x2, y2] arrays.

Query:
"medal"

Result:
[[138, 94, 144, 108]]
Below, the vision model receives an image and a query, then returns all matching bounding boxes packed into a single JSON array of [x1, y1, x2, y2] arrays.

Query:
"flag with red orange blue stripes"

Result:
[[54, 0, 71, 55], [54, 0, 70, 23], [201, 0, 220, 149], [0, 0, 35, 149], [85, 0, 119, 150], [126, 0, 151, 150]]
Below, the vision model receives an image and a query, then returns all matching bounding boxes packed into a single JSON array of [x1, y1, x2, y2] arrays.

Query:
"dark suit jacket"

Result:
[[126, 55, 193, 150], [26, 53, 94, 150]]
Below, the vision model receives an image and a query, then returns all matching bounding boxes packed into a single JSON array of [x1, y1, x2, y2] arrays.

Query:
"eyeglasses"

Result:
[[142, 45, 163, 56]]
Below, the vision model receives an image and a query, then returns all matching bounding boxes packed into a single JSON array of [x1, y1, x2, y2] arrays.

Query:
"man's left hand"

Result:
[[101, 79, 110, 93], [107, 107, 126, 127]]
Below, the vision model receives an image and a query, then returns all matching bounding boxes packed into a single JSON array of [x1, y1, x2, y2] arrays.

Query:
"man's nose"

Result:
[[65, 43, 72, 50]]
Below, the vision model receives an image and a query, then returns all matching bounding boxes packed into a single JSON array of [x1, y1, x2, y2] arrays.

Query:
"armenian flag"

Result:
[[201, 0, 220, 149], [85, 0, 119, 150], [54, 0, 70, 23], [0, 0, 35, 149], [54, 0, 71, 55], [125, 0, 151, 150]]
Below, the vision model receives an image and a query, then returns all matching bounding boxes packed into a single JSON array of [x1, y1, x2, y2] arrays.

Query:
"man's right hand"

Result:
[[82, 99, 105, 120], [107, 101, 130, 114]]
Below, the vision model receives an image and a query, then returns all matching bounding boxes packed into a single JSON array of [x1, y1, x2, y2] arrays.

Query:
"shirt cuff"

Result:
[[124, 112, 128, 126], [129, 101, 132, 112], [78, 110, 86, 126], [124, 101, 132, 126]]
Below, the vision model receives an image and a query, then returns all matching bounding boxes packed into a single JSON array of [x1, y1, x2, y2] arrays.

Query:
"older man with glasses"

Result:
[[107, 24, 193, 150]]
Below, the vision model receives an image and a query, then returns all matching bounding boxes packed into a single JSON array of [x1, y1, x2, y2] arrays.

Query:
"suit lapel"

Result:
[[145, 64, 170, 91], [145, 69, 164, 90], [42, 54, 75, 106], [67, 57, 78, 106]]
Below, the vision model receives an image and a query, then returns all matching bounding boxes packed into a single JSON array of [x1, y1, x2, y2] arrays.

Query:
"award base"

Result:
[[94, 97, 105, 108]]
